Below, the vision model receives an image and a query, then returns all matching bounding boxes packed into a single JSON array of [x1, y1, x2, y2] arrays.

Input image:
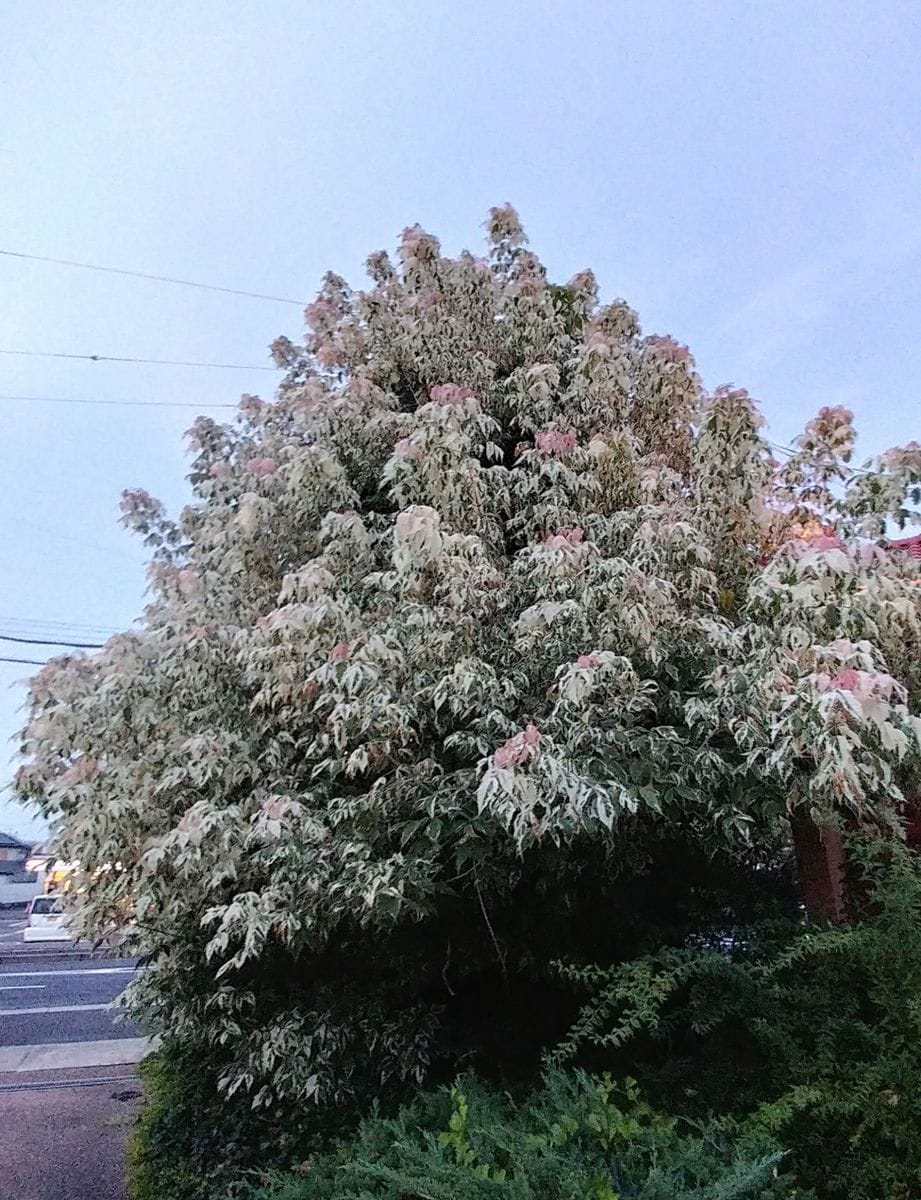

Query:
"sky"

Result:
[[1, 1, 919, 839]]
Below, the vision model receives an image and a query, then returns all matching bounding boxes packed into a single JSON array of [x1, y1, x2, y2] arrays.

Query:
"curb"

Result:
[[0, 1037, 155, 1073], [0, 948, 96, 964]]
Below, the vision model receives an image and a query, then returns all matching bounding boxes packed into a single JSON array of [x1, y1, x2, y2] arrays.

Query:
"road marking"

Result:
[[0, 984, 46, 991], [0, 1002, 111, 1016], [0, 967, 136, 980]]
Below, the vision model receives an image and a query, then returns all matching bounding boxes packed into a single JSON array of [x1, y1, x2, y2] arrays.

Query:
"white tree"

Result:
[[17, 207, 921, 1112]]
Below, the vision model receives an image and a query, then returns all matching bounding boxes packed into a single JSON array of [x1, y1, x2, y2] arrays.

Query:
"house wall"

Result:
[[0, 872, 40, 906]]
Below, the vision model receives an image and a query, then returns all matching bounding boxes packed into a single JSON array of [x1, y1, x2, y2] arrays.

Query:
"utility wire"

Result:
[[0, 634, 103, 649], [0, 656, 45, 666], [0, 349, 276, 371], [0, 616, 117, 635], [0, 248, 304, 306], [9, 516, 144, 565], [0, 393, 236, 410]]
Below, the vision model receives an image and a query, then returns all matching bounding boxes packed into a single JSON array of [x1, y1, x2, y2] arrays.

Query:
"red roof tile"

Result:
[[890, 533, 921, 559]]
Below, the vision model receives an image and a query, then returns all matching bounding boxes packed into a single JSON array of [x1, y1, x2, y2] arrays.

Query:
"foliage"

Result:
[[128, 1050, 307, 1200], [551, 842, 921, 1199], [256, 1069, 804, 1200], [15, 206, 921, 1122]]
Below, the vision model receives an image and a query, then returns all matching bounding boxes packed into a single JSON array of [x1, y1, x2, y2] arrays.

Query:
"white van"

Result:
[[23, 893, 72, 942]]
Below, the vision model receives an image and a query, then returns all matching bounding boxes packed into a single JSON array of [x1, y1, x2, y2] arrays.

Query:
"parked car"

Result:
[[22, 893, 72, 942]]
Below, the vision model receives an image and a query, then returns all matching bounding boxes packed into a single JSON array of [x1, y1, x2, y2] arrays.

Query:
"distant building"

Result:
[[0, 830, 31, 874], [0, 831, 41, 905]]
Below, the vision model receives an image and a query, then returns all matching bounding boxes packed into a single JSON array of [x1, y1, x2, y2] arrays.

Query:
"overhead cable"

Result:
[[0, 248, 304, 306], [0, 634, 103, 649], [0, 349, 276, 371], [0, 392, 236, 410]]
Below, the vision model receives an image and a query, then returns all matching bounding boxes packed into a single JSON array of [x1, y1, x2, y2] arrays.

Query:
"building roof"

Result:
[[890, 533, 921, 560], [0, 830, 31, 850]]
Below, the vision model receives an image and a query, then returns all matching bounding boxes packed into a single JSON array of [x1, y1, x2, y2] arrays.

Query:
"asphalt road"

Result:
[[0, 908, 145, 1199], [0, 908, 140, 1047]]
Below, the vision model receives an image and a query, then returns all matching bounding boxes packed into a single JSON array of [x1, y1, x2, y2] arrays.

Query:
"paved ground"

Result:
[[0, 1069, 141, 1200], [0, 905, 31, 947], [0, 907, 147, 1198]]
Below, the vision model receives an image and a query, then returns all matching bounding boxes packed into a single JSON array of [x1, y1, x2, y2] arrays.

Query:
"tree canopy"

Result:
[[16, 207, 921, 1115]]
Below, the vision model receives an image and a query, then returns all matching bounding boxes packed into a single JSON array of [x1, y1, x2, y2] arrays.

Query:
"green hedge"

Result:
[[128, 1050, 318, 1200], [255, 1070, 802, 1200]]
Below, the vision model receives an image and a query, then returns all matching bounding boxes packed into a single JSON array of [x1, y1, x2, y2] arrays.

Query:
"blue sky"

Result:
[[2, 1, 919, 838]]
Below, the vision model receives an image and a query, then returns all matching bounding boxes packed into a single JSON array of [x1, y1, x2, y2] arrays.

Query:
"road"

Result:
[[0, 964, 140, 1045], [0, 907, 145, 1199]]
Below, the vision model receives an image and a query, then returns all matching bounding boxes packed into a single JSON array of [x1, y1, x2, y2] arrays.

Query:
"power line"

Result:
[[0, 393, 235, 410], [0, 656, 45, 666], [8, 515, 145, 565], [0, 248, 304, 306], [0, 616, 118, 635], [0, 634, 103, 649], [0, 349, 276, 371], [767, 439, 873, 477]]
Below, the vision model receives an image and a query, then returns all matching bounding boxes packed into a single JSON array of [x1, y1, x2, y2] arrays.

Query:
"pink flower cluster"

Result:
[[804, 405, 854, 444], [329, 642, 351, 663], [315, 343, 339, 369], [177, 567, 199, 597], [248, 457, 278, 478], [542, 527, 584, 552], [486, 203, 524, 243], [648, 335, 691, 364], [270, 335, 298, 367], [494, 723, 540, 769], [399, 224, 440, 264], [575, 653, 599, 669], [304, 298, 337, 334], [209, 461, 231, 478], [120, 488, 155, 516], [238, 393, 265, 420], [816, 668, 899, 702], [260, 796, 301, 821], [803, 534, 842, 552], [409, 288, 441, 314], [60, 757, 101, 786], [535, 428, 576, 456], [394, 437, 423, 461], [785, 533, 844, 557], [567, 269, 597, 296], [882, 440, 921, 470], [429, 383, 476, 406], [583, 329, 618, 359]]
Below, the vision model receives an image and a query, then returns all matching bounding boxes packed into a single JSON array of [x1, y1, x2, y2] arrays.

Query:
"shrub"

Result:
[[256, 1070, 804, 1200], [129, 1050, 318, 1200], [552, 842, 921, 1199]]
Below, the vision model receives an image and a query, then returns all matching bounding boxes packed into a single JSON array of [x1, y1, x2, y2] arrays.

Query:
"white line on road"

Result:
[[0, 1002, 111, 1016], [0, 967, 136, 980], [0, 984, 46, 991]]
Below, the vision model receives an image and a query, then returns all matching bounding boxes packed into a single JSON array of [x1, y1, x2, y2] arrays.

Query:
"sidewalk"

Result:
[[0, 1037, 153, 1072], [0, 1067, 141, 1200]]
